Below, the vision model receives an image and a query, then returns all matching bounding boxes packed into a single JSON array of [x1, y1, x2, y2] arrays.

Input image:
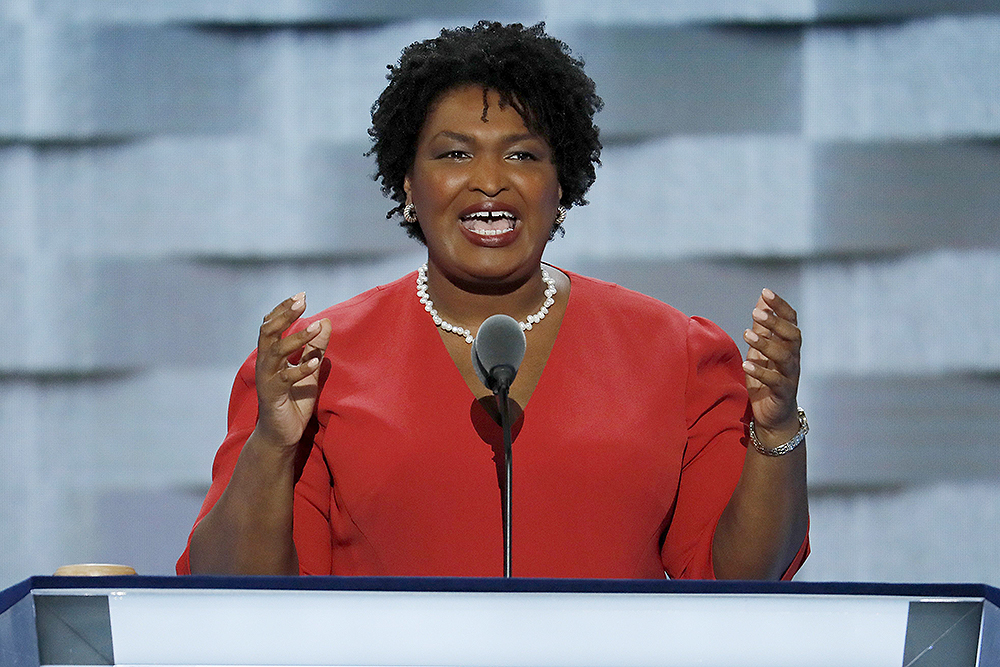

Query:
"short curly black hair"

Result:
[[368, 21, 603, 242]]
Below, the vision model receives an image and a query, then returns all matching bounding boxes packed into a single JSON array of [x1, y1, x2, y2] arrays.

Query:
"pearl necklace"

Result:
[[416, 263, 557, 344]]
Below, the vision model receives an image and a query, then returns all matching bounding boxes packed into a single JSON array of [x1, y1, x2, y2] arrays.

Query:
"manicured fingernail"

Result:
[[743, 361, 756, 372], [762, 288, 775, 300], [752, 308, 768, 322], [744, 329, 759, 343], [306, 357, 319, 368], [306, 321, 320, 333]]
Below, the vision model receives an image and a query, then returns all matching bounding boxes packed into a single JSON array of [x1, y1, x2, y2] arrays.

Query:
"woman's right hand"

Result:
[[254, 293, 332, 450], [188, 293, 330, 575]]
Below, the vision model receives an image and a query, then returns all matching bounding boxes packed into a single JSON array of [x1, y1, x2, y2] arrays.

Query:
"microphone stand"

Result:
[[471, 314, 525, 579], [492, 366, 516, 578]]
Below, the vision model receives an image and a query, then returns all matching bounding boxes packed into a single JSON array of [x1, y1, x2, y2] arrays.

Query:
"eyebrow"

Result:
[[431, 130, 543, 145]]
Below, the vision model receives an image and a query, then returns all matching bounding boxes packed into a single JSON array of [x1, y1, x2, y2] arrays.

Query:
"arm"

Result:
[[188, 293, 332, 575], [712, 288, 809, 580]]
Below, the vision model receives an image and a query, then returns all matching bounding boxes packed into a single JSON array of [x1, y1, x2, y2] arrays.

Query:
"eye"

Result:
[[436, 149, 470, 160], [507, 151, 538, 161]]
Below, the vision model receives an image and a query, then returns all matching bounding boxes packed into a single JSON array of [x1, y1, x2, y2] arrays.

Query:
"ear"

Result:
[[403, 173, 412, 203]]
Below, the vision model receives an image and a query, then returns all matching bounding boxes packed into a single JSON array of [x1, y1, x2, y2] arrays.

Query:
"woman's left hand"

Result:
[[742, 288, 801, 440], [715, 289, 808, 580]]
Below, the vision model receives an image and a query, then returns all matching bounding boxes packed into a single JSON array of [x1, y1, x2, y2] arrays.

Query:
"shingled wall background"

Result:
[[2, 0, 999, 584]]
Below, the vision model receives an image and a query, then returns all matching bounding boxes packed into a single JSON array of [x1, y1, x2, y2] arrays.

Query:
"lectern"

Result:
[[2, 576, 998, 666]]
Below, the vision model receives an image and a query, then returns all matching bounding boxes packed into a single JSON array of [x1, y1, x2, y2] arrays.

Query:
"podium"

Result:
[[2, 576, 998, 666]]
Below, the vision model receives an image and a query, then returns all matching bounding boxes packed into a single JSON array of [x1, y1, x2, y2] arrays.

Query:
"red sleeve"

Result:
[[661, 317, 809, 580], [781, 525, 811, 580], [176, 353, 333, 575]]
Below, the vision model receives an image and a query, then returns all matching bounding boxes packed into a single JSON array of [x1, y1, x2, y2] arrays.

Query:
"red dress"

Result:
[[177, 270, 808, 578]]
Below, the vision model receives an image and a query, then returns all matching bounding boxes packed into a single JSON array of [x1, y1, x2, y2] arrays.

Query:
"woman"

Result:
[[179, 21, 808, 579]]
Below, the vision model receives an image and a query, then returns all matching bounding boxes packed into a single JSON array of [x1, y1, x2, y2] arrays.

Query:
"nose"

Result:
[[469, 155, 507, 197]]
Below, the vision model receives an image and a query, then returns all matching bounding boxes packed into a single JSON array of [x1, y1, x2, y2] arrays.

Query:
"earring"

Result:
[[554, 206, 567, 227], [403, 203, 418, 224]]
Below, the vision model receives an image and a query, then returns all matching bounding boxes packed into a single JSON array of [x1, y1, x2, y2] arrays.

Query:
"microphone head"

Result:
[[471, 314, 526, 392]]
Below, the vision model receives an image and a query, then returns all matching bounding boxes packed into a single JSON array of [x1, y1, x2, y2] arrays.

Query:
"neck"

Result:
[[423, 261, 549, 331]]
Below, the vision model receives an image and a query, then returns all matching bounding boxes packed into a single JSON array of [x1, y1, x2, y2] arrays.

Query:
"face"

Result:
[[404, 84, 562, 288]]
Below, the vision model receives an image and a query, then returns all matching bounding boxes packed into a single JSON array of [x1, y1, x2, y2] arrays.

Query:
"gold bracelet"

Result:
[[749, 407, 808, 456]]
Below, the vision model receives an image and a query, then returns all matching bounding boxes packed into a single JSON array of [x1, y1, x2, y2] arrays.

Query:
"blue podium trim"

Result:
[[0, 579, 33, 618], [5, 575, 998, 615]]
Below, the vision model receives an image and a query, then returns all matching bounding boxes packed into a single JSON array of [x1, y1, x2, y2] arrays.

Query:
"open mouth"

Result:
[[460, 210, 518, 237]]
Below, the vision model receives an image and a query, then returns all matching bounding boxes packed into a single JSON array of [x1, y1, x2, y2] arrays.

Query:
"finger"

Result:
[[742, 359, 796, 394], [257, 294, 310, 380], [262, 319, 331, 386], [268, 319, 326, 364], [301, 318, 332, 364], [743, 328, 799, 372], [262, 292, 306, 325], [744, 304, 772, 363], [751, 306, 801, 344], [745, 338, 769, 369], [259, 293, 307, 343], [760, 288, 797, 325], [748, 293, 773, 338], [280, 355, 323, 383]]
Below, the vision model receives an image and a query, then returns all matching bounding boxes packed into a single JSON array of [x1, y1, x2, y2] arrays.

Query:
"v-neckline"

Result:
[[417, 266, 575, 418]]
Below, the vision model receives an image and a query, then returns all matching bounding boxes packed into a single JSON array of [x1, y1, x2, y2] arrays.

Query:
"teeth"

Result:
[[464, 210, 516, 221], [461, 209, 517, 237], [472, 227, 511, 236]]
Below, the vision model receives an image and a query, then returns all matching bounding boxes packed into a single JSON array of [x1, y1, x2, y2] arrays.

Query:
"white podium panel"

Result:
[[105, 589, 908, 666], [2, 577, 997, 667]]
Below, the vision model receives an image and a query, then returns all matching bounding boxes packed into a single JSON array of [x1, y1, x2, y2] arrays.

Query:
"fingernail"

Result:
[[743, 361, 755, 372], [292, 292, 305, 301], [744, 329, 759, 342], [306, 321, 320, 333], [306, 357, 319, 368], [752, 308, 768, 322], [762, 288, 775, 300]]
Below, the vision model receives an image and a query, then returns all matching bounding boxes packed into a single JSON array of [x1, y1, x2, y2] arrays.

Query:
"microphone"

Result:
[[471, 314, 526, 394], [470, 314, 525, 578]]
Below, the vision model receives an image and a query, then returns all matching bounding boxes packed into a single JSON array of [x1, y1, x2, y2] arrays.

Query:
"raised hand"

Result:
[[714, 289, 809, 580], [741, 288, 801, 440], [254, 293, 332, 449]]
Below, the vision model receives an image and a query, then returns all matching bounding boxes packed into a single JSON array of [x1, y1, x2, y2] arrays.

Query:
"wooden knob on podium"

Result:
[[53, 563, 137, 576]]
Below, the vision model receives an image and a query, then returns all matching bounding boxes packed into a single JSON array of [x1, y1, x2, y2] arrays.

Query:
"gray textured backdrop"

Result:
[[2, 0, 999, 585]]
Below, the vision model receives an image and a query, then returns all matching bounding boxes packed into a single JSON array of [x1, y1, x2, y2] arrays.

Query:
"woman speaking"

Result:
[[178, 21, 809, 580]]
